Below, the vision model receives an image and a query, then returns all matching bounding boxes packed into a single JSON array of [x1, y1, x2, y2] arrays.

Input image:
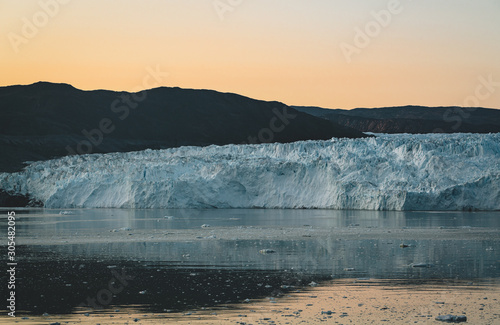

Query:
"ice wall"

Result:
[[1, 133, 499, 210]]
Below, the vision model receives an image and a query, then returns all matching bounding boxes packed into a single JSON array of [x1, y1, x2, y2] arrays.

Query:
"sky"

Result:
[[1, 0, 499, 109]]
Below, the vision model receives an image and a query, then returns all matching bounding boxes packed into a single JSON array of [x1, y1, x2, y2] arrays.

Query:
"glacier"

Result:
[[1, 133, 499, 210]]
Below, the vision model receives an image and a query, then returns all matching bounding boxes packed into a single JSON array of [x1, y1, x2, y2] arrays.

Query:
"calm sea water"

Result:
[[1, 208, 499, 315]]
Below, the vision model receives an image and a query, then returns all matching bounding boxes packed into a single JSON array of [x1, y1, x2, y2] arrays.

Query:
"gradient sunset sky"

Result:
[[2, 0, 499, 109]]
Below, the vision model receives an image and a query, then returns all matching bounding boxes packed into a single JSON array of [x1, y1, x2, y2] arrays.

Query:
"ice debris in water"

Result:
[[435, 314, 467, 323], [410, 263, 434, 268]]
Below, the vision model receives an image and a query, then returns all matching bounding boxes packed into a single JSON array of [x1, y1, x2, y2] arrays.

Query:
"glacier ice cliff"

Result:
[[1, 133, 499, 210]]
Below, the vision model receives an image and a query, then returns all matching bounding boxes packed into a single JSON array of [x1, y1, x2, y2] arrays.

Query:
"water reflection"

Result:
[[26, 237, 500, 279], [10, 235, 500, 315], [13, 254, 323, 315], [1, 208, 499, 316], [6, 208, 500, 234]]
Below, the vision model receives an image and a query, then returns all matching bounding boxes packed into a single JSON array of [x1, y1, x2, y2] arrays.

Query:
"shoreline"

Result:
[[3, 279, 499, 325]]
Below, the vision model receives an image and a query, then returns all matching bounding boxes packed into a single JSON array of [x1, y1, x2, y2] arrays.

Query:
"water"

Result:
[[1, 208, 499, 315], [12, 208, 500, 231]]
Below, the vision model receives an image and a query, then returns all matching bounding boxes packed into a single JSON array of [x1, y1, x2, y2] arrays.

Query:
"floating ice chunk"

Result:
[[410, 263, 434, 268], [435, 314, 467, 322]]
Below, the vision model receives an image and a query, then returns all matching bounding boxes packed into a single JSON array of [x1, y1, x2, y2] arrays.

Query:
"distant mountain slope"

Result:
[[0, 82, 365, 172], [293, 105, 500, 134]]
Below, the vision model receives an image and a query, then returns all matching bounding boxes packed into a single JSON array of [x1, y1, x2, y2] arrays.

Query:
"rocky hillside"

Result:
[[0, 82, 365, 172], [293, 105, 500, 134]]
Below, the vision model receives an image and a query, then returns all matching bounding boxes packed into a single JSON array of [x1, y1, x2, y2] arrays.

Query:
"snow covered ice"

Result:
[[1, 133, 499, 210]]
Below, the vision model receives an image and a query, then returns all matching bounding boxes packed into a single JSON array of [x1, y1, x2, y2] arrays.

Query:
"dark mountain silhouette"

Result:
[[293, 105, 500, 134], [0, 82, 365, 172]]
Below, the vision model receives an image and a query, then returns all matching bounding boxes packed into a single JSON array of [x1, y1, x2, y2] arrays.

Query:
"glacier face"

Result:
[[1, 133, 500, 210]]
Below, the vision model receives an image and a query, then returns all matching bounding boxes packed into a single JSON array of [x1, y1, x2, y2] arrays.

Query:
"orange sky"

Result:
[[1, 0, 499, 109]]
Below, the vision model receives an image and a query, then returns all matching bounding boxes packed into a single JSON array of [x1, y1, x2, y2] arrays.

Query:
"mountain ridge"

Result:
[[293, 105, 500, 134], [0, 82, 365, 172]]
